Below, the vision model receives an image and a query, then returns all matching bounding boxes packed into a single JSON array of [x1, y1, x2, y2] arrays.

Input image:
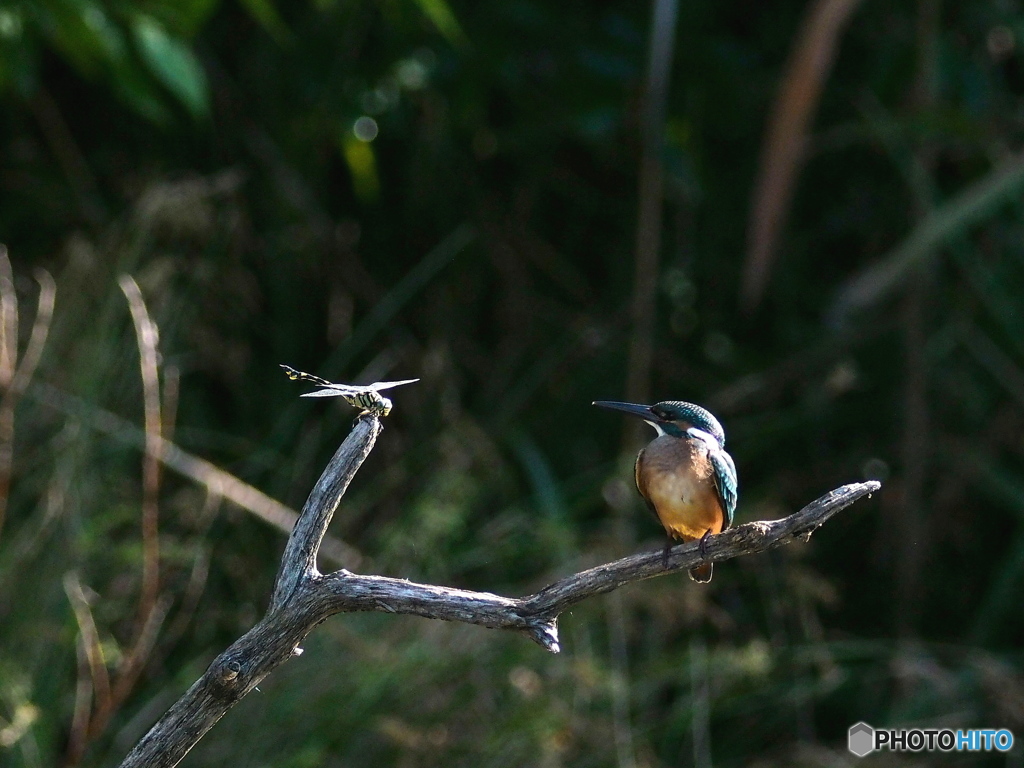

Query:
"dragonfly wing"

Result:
[[364, 378, 420, 392], [300, 386, 358, 398], [280, 364, 333, 387]]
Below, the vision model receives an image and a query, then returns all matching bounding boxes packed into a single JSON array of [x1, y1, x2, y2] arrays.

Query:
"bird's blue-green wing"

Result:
[[685, 427, 738, 529], [709, 448, 738, 528]]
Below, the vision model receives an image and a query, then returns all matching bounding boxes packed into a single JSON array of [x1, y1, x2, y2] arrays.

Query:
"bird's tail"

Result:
[[688, 563, 713, 583]]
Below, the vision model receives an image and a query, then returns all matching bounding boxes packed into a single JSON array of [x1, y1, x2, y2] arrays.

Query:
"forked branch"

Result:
[[119, 414, 879, 768]]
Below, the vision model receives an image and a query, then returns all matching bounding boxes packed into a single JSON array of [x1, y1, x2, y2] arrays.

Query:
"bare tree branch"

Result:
[[118, 412, 879, 768], [270, 415, 382, 610]]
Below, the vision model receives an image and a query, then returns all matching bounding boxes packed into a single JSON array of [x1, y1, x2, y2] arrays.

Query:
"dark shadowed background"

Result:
[[2, 0, 1024, 765]]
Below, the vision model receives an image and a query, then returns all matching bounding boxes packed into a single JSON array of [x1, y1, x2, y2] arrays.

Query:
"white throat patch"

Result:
[[645, 420, 667, 436]]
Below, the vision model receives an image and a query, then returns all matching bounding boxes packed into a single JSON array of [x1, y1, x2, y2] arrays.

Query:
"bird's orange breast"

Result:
[[635, 435, 725, 542]]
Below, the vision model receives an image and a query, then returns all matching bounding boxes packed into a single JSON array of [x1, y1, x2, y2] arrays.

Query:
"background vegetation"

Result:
[[2, 0, 1024, 765]]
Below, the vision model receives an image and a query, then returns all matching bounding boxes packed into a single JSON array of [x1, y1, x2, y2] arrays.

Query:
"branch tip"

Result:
[[525, 620, 560, 653]]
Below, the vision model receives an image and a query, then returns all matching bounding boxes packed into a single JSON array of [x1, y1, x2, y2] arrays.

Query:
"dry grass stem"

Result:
[[119, 275, 164, 631], [625, 0, 679, 421], [742, 0, 864, 311], [63, 573, 111, 767], [0, 254, 56, 540], [31, 382, 362, 568]]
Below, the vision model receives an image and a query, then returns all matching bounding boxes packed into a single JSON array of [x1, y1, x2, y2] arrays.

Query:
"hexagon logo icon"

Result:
[[848, 722, 875, 757]]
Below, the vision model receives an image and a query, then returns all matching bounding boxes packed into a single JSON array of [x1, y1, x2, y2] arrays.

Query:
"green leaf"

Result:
[[410, 0, 467, 48], [831, 153, 1024, 324], [160, 0, 220, 37], [236, 0, 290, 44], [111, 57, 172, 123], [46, 0, 127, 76], [0, 13, 38, 97], [131, 15, 209, 119], [339, 132, 379, 202]]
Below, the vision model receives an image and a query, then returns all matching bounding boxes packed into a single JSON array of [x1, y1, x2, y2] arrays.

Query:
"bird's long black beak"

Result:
[[592, 400, 659, 421]]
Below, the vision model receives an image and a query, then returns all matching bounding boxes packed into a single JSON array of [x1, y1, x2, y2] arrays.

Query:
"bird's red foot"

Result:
[[698, 529, 712, 558], [661, 540, 673, 569]]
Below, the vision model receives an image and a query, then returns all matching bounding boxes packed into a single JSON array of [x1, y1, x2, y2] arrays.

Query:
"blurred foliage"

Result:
[[2, 0, 1024, 766]]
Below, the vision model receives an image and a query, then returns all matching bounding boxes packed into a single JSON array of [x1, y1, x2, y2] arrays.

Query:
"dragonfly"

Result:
[[280, 364, 418, 417]]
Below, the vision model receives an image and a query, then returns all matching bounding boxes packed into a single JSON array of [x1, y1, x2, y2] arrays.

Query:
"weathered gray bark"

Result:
[[118, 412, 879, 768]]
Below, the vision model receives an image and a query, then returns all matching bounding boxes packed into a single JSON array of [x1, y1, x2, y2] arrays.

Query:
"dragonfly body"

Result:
[[281, 365, 418, 417]]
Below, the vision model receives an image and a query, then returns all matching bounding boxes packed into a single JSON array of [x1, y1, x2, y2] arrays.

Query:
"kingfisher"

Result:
[[594, 399, 738, 582]]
